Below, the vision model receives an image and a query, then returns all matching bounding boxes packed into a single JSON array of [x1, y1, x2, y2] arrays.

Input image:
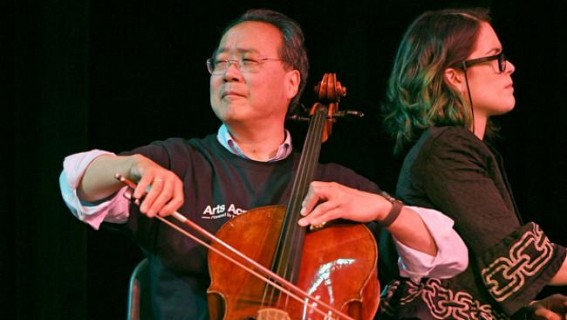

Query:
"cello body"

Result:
[[207, 206, 380, 319]]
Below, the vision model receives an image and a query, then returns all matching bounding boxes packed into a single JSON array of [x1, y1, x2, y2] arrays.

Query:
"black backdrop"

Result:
[[6, 0, 567, 319]]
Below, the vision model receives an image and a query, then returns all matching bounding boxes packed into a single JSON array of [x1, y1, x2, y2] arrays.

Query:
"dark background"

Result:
[[6, 0, 567, 319]]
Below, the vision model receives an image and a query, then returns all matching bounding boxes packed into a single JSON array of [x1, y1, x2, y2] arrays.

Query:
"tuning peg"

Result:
[[287, 114, 310, 122], [333, 110, 365, 118]]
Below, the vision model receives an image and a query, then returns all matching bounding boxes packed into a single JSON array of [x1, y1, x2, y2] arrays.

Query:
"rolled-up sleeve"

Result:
[[59, 149, 130, 230], [393, 206, 468, 282]]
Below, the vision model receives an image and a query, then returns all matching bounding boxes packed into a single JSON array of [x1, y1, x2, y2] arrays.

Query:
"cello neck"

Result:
[[272, 102, 329, 282]]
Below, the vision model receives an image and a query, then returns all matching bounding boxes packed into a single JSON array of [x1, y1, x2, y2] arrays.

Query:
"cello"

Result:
[[206, 73, 380, 319]]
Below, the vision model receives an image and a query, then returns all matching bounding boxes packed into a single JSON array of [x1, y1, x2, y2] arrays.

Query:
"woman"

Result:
[[379, 7, 567, 319]]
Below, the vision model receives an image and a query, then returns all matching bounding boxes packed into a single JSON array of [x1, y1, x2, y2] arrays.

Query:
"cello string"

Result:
[[269, 102, 327, 310], [270, 74, 343, 312]]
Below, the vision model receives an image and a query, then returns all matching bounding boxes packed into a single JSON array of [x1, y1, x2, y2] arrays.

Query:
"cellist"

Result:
[[59, 8, 467, 319]]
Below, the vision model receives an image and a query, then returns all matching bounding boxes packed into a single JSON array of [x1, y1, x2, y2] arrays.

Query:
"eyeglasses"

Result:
[[462, 52, 507, 73], [206, 57, 284, 75]]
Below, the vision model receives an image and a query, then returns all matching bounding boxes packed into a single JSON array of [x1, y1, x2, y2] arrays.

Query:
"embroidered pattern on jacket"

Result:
[[481, 223, 554, 301], [380, 278, 507, 320]]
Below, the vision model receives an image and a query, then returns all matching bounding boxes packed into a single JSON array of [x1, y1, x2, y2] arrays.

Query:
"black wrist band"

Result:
[[377, 191, 404, 227]]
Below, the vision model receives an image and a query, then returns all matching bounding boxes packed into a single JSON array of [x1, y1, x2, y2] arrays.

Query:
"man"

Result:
[[60, 9, 466, 319]]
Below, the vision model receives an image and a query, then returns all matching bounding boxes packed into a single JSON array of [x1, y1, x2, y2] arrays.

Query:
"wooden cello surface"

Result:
[[207, 74, 380, 320]]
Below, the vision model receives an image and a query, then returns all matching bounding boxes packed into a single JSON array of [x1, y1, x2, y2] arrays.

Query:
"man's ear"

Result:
[[285, 69, 300, 100], [444, 67, 466, 92]]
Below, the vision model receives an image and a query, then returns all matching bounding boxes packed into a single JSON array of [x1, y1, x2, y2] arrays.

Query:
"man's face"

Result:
[[209, 21, 299, 130]]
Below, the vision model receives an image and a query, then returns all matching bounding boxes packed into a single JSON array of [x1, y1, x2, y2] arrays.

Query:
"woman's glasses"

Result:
[[462, 52, 507, 73]]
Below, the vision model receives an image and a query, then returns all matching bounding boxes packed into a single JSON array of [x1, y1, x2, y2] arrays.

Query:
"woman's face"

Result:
[[464, 22, 516, 121]]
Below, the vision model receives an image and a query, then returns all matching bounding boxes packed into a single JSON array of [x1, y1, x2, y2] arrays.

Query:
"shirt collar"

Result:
[[216, 124, 292, 162]]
